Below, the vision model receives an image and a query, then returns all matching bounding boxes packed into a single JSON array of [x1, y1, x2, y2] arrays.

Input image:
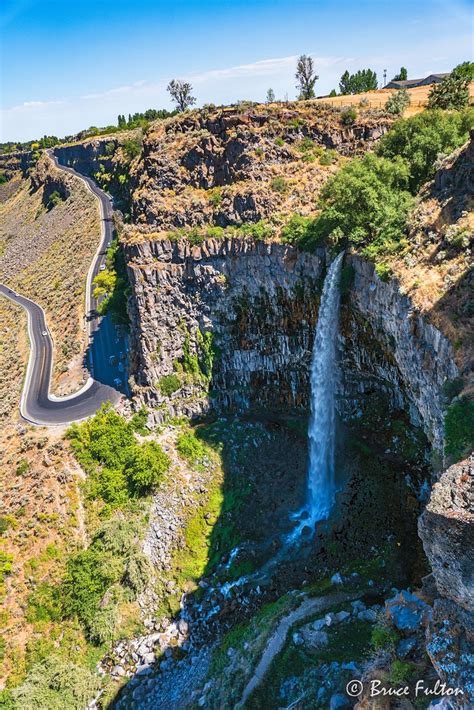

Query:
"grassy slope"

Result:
[[0, 158, 100, 396]]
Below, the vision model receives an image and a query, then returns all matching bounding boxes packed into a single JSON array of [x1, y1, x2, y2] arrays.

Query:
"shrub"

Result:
[[270, 176, 288, 193], [26, 582, 62, 623], [442, 377, 464, 402], [176, 430, 208, 464], [444, 396, 474, 462], [341, 107, 357, 125], [385, 88, 411, 115], [208, 188, 222, 207], [280, 215, 314, 245], [319, 149, 338, 166], [158, 373, 181, 397], [239, 221, 274, 240], [389, 659, 416, 684], [375, 263, 393, 282], [297, 137, 315, 153], [122, 136, 142, 160], [62, 518, 149, 643], [206, 226, 225, 239], [275, 136, 285, 147], [307, 153, 413, 256], [377, 108, 473, 193], [67, 405, 167, 508], [130, 406, 149, 434], [11, 657, 101, 710], [16, 459, 30, 475], [125, 441, 170, 495], [371, 625, 398, 651], [47, 191, 63, 209], [427, 73, 470, 110]]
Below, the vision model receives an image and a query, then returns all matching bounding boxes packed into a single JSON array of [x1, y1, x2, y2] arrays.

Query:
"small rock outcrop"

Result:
[[419, 455, 474, 706]]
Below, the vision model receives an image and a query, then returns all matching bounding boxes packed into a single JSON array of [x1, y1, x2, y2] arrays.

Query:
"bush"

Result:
[[125, 441, 170, 495], [11, 657, 101, 710], [427, 73, 470, 110], [122, 136, 142, 160], [307, 153, 413, 255], [389, 659, 416, 684], [319, 149, 338, 166], [158, 373, 181, 397], [26, 582, 62, 623], [444, 396, 474, 462], [16, 459, 30, 475], [239, 221, 274, 240], [47, 191, 63, 209], [280, 215, 314, 245], [62, 518, 150, 643], [442, 377, 464, 402], [385, 88, 411, 115], [377, 108, 473, 193], [371, 625, 398, 651], [270, 176, 288, 193], [67, 405, 168, 507], [375, 262, 393, 282], [176, 430, 208, 464], [341, 107, 357, 125]]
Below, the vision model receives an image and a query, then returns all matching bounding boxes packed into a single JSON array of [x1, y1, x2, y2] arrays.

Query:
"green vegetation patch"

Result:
[[444, 395, 474, 463], [67, 404, 170, 511], [376, 108, 473, 193], [93, 237, 130, 326]]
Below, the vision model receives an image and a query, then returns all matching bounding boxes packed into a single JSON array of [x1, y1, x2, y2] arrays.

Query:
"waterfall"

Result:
[[304, 251, 344, 525]]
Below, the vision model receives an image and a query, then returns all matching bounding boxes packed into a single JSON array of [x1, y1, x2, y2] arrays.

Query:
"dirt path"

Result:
[[238, 590, 357, 707]]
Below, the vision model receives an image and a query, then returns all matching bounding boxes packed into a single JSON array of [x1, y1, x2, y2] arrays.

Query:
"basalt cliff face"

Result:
[[125, 237, 457, 452], [128, 104, 392, 234]]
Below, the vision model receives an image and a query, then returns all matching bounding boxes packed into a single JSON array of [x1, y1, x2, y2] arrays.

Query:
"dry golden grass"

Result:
[[314, 82, 474, 116], [0, 422, 84, 685], [0, 157, 101, 396]]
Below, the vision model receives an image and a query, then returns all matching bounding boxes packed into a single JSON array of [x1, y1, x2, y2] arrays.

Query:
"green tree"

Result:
[[92, 269, 116, 300], [452, 61, 474, 82], [339, 70, 351, 94], [167, 79, 196, 111], [393, 67, 408, 81], [307, 153, 413, 254], [339, 68, 378, 94], [428, 75, 470, 110], [377, 108, 473, 192], [296, 55, 318, 100], [266, 88, 276, 103], [12, 658, 100, 710], [329, 89, 337, 97]]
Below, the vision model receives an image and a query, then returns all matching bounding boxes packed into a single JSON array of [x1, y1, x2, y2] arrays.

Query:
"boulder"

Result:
[[418, 456, 474, 613], [385, 590, 432, 634]]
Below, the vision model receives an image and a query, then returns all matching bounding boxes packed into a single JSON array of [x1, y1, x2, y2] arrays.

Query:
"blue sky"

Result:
[[1, 0, 472, 141]]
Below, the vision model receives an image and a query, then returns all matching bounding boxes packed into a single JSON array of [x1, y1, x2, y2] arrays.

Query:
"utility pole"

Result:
[[383, 69, 387, 87]]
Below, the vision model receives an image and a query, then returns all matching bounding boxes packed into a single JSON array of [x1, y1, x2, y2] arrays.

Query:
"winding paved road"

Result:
[[0, 150, 125, 425]]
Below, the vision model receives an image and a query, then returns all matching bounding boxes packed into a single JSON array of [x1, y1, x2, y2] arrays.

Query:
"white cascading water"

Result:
[[207, 253, 346, 599], [304, 251, 344, 524]]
